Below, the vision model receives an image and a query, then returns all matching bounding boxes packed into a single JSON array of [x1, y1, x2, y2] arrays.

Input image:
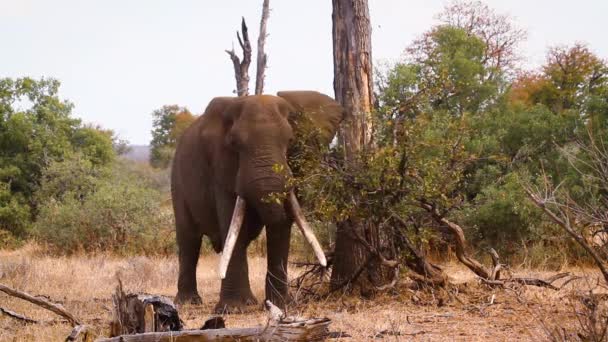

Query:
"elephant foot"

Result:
[[175, 291, 203, 305], [214, 293, 259, 314]]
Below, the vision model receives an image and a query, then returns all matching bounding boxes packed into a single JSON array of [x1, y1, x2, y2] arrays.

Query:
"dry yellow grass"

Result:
[[0, 245, 594, 341]]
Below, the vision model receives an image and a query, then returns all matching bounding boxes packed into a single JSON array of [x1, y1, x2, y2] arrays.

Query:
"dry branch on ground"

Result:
[[0, 306, 38, 324], [0, 283, 81, 326]]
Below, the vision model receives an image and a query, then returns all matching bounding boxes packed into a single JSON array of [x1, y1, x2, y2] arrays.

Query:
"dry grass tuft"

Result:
[[0, 245, 598, 341]]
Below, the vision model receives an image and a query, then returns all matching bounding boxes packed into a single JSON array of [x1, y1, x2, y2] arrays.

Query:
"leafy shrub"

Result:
[[32, 160, 175, 255], [34, 154, 106, 204], [0, 181, 31, 239], [116, 158, 171, 193], [0, 228, 24, 250]]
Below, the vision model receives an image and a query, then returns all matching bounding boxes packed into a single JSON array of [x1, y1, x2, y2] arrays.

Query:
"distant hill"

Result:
[[122, 145, 150, 163]]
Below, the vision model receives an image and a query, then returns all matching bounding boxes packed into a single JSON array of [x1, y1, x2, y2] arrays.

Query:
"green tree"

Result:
[[149, 105, 195, 168], [0, 77, 117, 239], [436, 1, 526, 78], [406, 26, 501, 116], [510, 44, 608, 122]]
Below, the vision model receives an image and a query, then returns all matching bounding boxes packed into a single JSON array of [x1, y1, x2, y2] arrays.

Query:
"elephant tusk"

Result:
[[218, 196, 246, 279], [289, 191, 328, 267]]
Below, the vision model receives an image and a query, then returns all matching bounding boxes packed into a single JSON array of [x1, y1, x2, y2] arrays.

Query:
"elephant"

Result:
[[171, 91, 345, 313]]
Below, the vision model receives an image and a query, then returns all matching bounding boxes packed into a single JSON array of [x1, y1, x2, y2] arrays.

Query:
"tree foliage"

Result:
[[0, 77, 118, 239], [297, 1, 608, 271], [149, 105, 195, 168]]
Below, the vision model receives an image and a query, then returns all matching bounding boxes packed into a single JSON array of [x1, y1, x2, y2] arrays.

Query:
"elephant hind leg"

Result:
[[175, 200, 203, 305]]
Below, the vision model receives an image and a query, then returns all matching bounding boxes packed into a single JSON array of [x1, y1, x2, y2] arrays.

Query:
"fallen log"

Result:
[[96, 317, 332, 342], [104, 282, 331, 341], [0, 283, 81, 326]]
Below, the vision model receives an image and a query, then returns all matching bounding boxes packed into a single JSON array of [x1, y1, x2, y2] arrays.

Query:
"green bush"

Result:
[[115, 158, 171, 193], [34, 154, 106, 204], [0, 181, 31, 239], [32, 160, 175, 255]]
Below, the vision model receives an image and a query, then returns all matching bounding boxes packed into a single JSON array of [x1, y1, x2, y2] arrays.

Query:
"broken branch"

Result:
[[419, 202, 493, 280], [0, 283, 81, 326], [0, 306, 37, 324], [479, 272, 575, 290], [66, 325, 95, 342]]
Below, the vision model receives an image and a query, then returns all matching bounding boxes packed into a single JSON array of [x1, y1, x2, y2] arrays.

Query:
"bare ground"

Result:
[[0, 245, 595, 341]]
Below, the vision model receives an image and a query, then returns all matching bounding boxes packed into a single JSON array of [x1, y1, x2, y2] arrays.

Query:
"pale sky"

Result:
[[2, 0, 607, 144]]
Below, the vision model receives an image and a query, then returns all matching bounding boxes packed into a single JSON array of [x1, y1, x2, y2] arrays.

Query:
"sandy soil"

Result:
[[0, 245, 594, 341]]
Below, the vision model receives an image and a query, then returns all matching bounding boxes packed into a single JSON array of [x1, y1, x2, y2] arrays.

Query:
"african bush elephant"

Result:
[[171, 91, 344, 313]]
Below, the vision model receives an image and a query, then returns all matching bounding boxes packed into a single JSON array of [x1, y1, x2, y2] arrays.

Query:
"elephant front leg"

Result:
[[214, 242, 258, 314], [265, 223, 292, 309], [174, 197, 204, 305], [175, 229, 203, 305]]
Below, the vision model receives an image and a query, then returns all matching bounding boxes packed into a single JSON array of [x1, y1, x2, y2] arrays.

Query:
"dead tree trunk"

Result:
[[226, 18, 252, 97], [330, 0, 391, 294], [332, 0, 374, 159], [110, 281, 181, 336], [255, 0, 270, 95]]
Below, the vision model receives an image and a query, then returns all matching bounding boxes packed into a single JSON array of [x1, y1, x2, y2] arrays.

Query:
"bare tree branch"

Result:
[[524, 186, 608, 284], [225, 17, 252, 96], [391, 213, 448, 286], [419, 201, 494, 280]]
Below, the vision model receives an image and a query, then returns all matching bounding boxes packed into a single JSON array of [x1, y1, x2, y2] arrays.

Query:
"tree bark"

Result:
[[330, 0, 385, 293], [255, 0, 270, 95], [332, 0, 374, 159]]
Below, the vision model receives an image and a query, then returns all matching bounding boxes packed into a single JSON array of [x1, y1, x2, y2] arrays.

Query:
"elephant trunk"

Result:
[[218, 190, 327, 279], [218, 148, 327, 279]]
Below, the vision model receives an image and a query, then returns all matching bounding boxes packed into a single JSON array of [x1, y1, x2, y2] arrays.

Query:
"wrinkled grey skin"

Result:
[[171, 91, 344, 313]]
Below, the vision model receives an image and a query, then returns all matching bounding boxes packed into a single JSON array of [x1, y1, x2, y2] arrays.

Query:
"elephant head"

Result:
[[218, 91, 345, 281]]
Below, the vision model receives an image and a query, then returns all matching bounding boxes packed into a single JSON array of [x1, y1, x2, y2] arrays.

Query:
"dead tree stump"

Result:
[[110, 281, 181, 336]]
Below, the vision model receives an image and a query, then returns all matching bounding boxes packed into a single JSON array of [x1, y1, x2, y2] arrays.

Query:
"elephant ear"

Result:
[[277, 91, 345, 146]]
